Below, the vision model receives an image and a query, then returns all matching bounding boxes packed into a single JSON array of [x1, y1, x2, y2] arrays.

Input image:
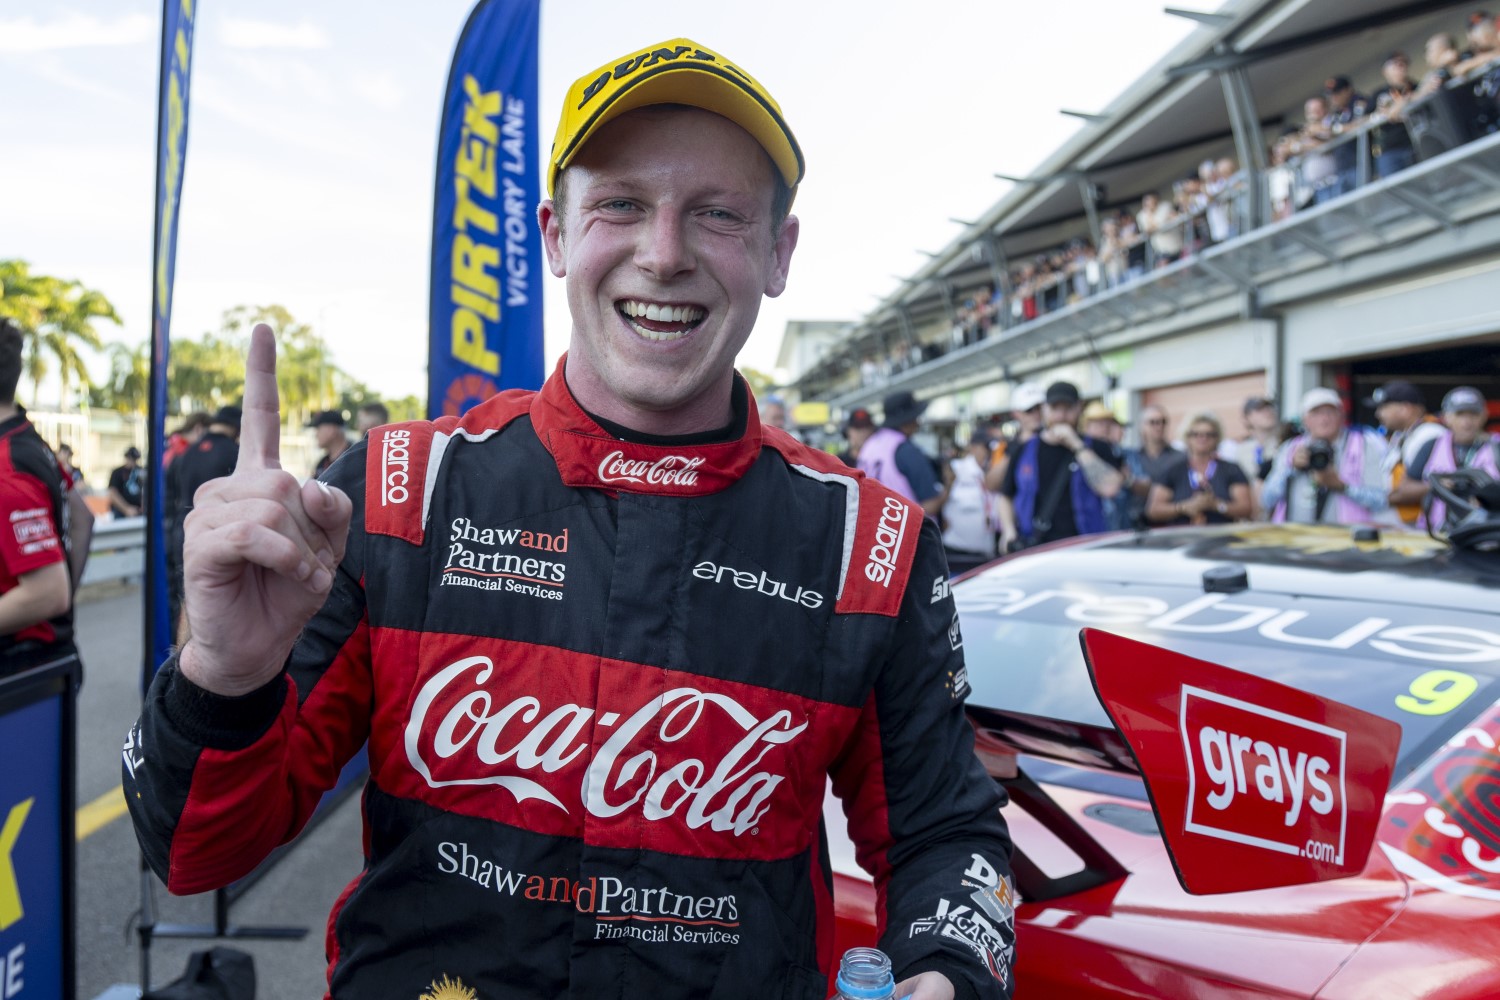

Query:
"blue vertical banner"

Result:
[[428, 0, 545, 418], [146, 0, 197, 685]]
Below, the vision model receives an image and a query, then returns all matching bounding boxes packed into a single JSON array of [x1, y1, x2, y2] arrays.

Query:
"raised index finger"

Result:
[[238, 323, 282, 471]]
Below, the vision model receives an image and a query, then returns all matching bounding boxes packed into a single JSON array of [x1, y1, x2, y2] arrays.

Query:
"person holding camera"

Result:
[[1262, 387, 1389, 524]]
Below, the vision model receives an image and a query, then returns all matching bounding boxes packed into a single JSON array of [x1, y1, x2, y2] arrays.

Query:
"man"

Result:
[[306, 409, 350, 477], [1371, 53, 1418, 178], [982, 381, 1044, 493], [1262, 387, 1388, 524], [1224, 396, 1283, 517], [1298, 95, 1338, 205], [1080, 401, 1132, 531], [1405, 386, 1499, 528], [760, 393, 804, 443], [1323, 76, 1370, 197], [163, 411, 211, 472], [124, 38, 1014, 1000], [106, 445, 145, 518], [836, 406, 875, 467], [1, 320, 92, 677], [1124, 403, 1183, 528], [1371, 379, 1446, 526], [167, 406, 241, 638], [997, 381, 1124, 550], [355, 401, 389, 437], [858, 390, 946, 518], [55, 442, 85, 491], [1136, 191, 1183, 266]]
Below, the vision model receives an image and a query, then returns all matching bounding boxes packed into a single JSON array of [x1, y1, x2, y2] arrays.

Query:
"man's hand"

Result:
[[895, 972, 955, 999], [1311, 467, 1345, 493], [1291, 444, 1311, 471], [178, 324, 353, 696], [1041, 423, 1083, 453]]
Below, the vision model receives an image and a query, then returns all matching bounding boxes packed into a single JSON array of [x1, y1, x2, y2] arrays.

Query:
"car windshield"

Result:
[[956, 574, 1500, 783]]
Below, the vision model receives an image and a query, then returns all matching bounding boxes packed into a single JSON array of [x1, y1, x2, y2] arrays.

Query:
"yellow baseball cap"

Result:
[[548, 38, 804, 198]]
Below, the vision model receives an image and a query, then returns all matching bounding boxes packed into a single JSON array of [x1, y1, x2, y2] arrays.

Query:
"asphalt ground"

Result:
[[71, 583, 363, 999]]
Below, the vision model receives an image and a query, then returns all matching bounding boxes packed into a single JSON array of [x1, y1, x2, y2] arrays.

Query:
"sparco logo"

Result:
[[381, 429, 412, 506], [597, 450, 705, 488], [404, 656, 808, 835], [864, 496, 909, 587]]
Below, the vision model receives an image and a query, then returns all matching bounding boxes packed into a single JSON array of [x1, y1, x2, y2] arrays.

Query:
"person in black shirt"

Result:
[[1371, 52, 1418, 178], [167, 406, 241, 638], [1146, 412, 1252, 525], [107, 446, 145, 518], [997, 381, 1125, 549], [308, 409, 350, 478]]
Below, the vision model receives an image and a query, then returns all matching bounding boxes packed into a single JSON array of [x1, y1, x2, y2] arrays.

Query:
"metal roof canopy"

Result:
[[838, 0, 1482, 353]]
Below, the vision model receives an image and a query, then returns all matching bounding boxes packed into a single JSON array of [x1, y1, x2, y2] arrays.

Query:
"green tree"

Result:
[[0, 258, 121, 407], [169, 334, 246, 413], [218, 305, 334, 420], [95, 340, 152, 414], [739, 367, 777, 401]]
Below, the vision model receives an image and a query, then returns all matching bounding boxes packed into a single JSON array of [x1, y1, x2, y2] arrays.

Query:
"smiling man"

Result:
[[125, 38, 1014, 1000]]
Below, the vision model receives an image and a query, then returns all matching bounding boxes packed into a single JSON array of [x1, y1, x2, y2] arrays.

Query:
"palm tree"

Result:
[[99, 341, 152, 415], [0, 259, 121, 407]]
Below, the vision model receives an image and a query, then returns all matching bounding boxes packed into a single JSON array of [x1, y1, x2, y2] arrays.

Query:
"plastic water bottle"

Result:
[[834, 946, 895, 999]]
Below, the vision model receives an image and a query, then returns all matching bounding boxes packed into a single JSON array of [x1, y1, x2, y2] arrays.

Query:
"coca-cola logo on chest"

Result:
[[403, 656, 808, 836], [597, 450, 706, 488]]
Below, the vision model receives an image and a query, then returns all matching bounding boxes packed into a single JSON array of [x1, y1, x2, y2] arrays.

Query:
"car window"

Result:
[[956, 575, 1500, 782]]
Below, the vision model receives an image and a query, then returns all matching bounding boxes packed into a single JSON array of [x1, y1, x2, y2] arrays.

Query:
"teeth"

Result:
[[620, 300, 704, 324]]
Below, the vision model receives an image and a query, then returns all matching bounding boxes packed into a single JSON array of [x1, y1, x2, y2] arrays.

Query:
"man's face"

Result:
[[1084, 418, 1118, 442], [1305, 98, 1327, 124], [1447, 409, 1485, 442], [315, 423, 343, 449], [1328, 86, 1350, 111], [1140, 407, 1169, 445], [1383, 57, 1409, 86], [1245, 406, 1278, 437], [761, 402, 787, 429], [1013, 404, 1042, 433], [539, 107, 799, 432], [1043, 401, 1079, 429], [1304, 404, 1344, 442], [1376, 400, 1416, 432]]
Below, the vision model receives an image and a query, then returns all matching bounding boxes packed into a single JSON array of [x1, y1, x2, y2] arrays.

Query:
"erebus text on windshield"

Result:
[[956, 583, 1500, 665]]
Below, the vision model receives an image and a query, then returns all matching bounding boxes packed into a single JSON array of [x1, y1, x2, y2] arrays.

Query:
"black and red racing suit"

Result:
[[125, 364, 1016, 999]]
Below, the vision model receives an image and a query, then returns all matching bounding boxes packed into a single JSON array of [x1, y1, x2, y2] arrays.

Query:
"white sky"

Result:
[[1, 1, 1196, 404]]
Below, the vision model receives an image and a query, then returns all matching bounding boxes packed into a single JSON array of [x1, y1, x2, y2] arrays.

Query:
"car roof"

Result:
[[963, 523, 1500, 614]]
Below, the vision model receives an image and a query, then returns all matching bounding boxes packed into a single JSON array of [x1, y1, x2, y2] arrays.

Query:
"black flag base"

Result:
[[136, 860, 306, 995], [142, 947, 256, 1000]]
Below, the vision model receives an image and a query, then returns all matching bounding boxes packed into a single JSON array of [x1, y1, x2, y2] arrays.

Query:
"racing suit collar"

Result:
[[531, 354, 765, 496]]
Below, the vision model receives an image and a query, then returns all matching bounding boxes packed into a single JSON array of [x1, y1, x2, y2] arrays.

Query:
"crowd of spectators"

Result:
[[851, 10, 1500, 389], [832, 379, 1498, 570]]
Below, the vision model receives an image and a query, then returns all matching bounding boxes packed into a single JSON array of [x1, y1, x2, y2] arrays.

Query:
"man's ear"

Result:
[[539, 199, 567, 278], [763, 214, 800, 299]]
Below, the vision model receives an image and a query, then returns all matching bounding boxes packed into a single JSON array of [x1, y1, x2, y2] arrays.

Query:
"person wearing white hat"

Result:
[[1261, 387, 1388, 524]]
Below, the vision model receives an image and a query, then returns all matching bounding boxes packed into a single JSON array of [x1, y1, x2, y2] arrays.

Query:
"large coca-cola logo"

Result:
[[404, 656, 807, 835], [597, 450, 705, 488]]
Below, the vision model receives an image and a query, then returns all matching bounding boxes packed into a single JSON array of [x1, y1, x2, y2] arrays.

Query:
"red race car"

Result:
[[828, 512, 1500, 997]]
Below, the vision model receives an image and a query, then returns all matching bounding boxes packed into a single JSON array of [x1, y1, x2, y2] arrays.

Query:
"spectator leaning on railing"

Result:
[[1262, 387, 1389, 525], [1371, 52, 1419, 178], [1323, 76, 1370, 198]]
